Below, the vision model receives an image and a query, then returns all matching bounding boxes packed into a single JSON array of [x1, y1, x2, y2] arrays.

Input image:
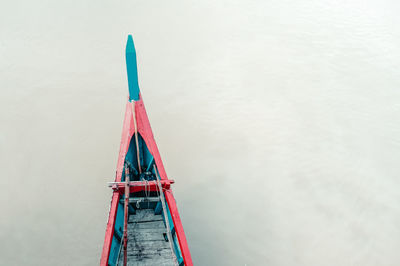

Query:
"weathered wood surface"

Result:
[[117, 209, 175, 266], [123, 198, 160, 209], [128, 197, 161, 203]]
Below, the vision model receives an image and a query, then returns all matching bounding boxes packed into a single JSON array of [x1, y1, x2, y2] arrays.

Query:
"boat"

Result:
[[100, 35, 193, 266]]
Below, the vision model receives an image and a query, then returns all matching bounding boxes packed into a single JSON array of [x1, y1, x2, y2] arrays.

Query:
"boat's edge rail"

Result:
[[107, 180, 174, 193]]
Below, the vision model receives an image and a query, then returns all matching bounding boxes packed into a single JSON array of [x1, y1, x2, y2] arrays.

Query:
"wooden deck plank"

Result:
[[117, 208, 175, 266]]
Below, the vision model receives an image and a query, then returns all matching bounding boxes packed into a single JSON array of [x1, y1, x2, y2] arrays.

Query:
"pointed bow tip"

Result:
[[125, 34, 140, 101], [126, 35, 136, 53]]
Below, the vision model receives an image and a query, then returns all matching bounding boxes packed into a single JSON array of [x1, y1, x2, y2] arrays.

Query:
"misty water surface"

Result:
[[1, 0, 400, 265]]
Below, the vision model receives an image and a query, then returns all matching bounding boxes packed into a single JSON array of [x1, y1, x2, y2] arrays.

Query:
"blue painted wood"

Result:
[[163, 202, 184, 262], [173, 233, 184, 264], [128, 204, 136, 214], [146, 157, 155, 172], [109, 201, 124, 264], [124, 134, 152, 180], [155, 201, 162, 215], [165, 203, 174, 232], [126, 35, 140, 101]]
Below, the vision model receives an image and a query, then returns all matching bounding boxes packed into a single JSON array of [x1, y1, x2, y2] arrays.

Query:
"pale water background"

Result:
[[1, 1, 400, 265]]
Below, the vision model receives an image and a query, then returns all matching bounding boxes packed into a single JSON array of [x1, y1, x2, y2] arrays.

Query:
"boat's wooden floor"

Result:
[[117, 209, 175, 266]]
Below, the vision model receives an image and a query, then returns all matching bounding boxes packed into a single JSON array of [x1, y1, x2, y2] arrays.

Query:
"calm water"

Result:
[[1, 1, 400, 265]]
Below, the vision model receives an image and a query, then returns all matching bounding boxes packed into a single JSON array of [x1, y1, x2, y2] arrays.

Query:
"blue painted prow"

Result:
[[126, 35, 140, 101]]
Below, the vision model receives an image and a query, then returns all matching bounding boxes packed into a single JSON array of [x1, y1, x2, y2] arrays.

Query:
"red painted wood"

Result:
[[100, 192, 120, 266], [111, 180, 174, 193], [123, 166, 130, 266], [100, 101, 132, 266], [164, 189, 193, 266], [135, 95, 193, 266]]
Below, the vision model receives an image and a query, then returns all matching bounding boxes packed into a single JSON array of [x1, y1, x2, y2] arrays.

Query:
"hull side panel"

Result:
[[135, 96, 193, 265], [100, 101, 133, 266]]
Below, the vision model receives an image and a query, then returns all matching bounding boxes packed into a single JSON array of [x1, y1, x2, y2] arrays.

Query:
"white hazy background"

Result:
[[1, 1, 400, 265]]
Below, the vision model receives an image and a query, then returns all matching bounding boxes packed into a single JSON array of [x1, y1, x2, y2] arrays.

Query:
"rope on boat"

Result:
[[154, 165, 179, 266], [145, 179, 150, 209], [131, 101, 142, 174], [123, 163, 130, 266]]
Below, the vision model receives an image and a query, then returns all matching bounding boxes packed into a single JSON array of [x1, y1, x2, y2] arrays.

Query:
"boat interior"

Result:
[[108, 134, 184, 266]]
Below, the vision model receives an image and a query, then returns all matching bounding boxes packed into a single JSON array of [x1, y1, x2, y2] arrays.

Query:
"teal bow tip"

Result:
[[126, 35, 136, 54], [126, 35, 140, 101]]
